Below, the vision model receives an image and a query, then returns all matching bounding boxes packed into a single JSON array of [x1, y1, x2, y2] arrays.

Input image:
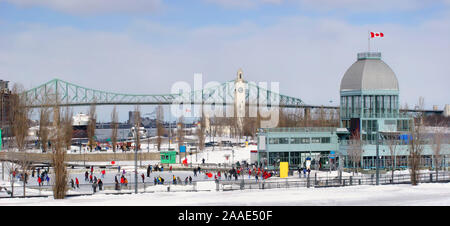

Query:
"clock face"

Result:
[[238, 87, 244, 93]]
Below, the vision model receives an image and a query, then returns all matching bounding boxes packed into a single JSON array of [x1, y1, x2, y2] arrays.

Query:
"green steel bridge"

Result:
[[24, 78, 337, 110], [23, 78, 443, 116]]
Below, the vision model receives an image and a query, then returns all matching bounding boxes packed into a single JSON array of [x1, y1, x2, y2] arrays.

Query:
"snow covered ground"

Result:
[[2, 183, 450, 206], [2, 136, 450, 206]]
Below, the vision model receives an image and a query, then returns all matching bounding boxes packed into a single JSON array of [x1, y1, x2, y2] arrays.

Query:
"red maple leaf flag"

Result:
[[370, 32, 384, 38]]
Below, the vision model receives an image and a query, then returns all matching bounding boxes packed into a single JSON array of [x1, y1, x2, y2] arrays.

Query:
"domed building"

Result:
[[338, 52, 416, 169], [339, 52, 411, 142], [257, 51, 448, 172]]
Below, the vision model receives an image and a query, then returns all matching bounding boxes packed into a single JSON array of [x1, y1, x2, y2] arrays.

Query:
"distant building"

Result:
[[0, 80, 12, 137], [445, 104, 450, 117], [127, 111, 141, 126]]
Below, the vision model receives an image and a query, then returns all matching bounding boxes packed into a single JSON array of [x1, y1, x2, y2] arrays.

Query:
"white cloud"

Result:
[[206, 0, 443, 12], [0, 13, 449, 119], [296, 0, 428, 12], [0, 0, 163, 14], [204, 0, 283, 9]]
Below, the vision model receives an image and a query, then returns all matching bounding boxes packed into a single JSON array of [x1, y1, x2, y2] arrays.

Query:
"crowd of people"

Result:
[[8, 162, 279, 195], [31, 167, 50, 186], [65, 165, 106, 192], [199, 165, 274, 183]]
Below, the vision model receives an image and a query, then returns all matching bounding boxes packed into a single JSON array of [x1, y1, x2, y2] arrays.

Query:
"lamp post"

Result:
[[376, 131, 380, 185], [135, 137, 138, 194]]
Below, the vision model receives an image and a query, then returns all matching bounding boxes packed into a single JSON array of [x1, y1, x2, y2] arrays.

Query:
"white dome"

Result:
[[340, 52, 399, 92]]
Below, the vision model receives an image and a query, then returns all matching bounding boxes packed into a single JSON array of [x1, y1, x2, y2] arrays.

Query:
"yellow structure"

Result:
[[280, 162, 288, 178]]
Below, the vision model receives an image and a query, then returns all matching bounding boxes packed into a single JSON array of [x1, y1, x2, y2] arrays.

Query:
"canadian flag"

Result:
[[370, 32, 384, 38]]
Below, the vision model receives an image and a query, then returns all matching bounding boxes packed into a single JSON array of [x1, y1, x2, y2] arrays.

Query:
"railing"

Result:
[[216, 171, 450, 191], [259, 127, 336, 133], [341, 112, 409, 119], [339, 139, 450, 145], [357, 52, 381, 60], [3, 171, 449, 198]]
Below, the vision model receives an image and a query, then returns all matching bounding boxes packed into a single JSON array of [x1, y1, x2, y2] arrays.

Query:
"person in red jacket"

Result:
[[75, 177, 80, 189], [38, 177, 42, 186]]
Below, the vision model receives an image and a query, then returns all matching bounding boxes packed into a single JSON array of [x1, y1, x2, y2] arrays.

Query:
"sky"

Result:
[[0, 0, 449, 121]]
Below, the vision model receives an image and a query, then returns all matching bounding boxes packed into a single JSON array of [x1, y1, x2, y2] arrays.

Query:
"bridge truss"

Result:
[[24, 78, 307, 109]]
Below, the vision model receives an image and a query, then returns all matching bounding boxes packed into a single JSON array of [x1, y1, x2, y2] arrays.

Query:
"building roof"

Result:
[[340, 52, 399, 92]]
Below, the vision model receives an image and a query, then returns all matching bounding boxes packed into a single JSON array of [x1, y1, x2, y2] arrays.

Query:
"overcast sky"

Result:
[[0, 0, 449, 121]]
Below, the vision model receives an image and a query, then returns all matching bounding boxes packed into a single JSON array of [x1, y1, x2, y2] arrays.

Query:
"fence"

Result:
[[2, 171, 450, 198], [216, 171, 450, 191]]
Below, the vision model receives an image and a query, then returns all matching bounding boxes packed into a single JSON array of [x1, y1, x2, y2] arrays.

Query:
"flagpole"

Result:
[[368, 30, 370, 52]]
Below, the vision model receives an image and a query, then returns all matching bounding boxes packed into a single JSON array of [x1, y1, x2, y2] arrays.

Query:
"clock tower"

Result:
[[234, 69, 246, 118]]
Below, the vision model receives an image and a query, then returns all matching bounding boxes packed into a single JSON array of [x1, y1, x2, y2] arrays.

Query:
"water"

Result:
[[95, 128, 157, 141]]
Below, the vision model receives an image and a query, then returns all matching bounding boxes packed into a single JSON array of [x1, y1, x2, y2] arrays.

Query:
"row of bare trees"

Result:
[[345, 97, 448, 186], [5, 84, 74, 198], [198, 106, 339, 147]]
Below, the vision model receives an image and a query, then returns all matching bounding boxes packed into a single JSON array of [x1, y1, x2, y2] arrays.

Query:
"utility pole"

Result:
[[134, 109, 139, 194], [376, 131, 380, 185], [135, 134, 138, 194]]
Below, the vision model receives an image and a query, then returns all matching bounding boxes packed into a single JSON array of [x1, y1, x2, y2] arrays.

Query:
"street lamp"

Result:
[[376, 131, 380, 185]]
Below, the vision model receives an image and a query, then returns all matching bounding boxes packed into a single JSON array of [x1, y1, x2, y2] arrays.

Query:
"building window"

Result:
[[290, 152, 300, 166], [269, 152, 289, 166], [397, 120, 410, 131], [301, 138, 310, 144], [311, 138, 321, 143], [269, 138, 279, 144], [321, 137, 331, 143], [269, 138, 289, 144], [290, 138, 301, 144], [279, 138, 289, 144]]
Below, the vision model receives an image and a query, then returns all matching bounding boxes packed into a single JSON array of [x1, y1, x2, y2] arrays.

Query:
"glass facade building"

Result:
[[257, 52, 449, 170]]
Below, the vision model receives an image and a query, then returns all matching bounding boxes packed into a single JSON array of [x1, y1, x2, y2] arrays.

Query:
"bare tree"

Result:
[[215, 117, 225, 151], [347, 130, 363, 175], [197, 112, 206, 162], [63, 107, 73, 151], [51, 103, 68, 199], [386, 134, 398, 182], [408, 97, 425, 186], [87, 103, 97, 152], [134, 106, 141, 151], [38, 96, 51, 153], [9, 84, 29, 151], [8, 84, 31, 197], [208, 116, 217, 144], [156, 105, 164, 152], [316, 107, 326, 127], [177, 115, 185, 146], [432, 125, 445, 181], [111, 106, 119, 158], [133, 106, 142, 167]]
